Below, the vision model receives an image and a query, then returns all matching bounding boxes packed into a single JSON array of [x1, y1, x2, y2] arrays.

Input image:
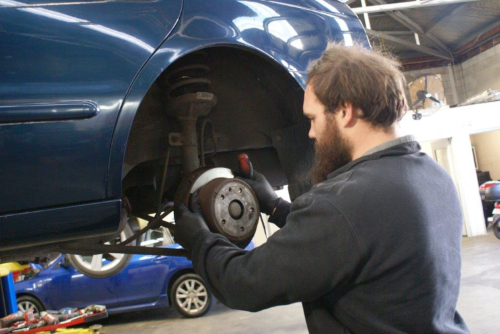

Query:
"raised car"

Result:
[[0, 0, 368, 276]]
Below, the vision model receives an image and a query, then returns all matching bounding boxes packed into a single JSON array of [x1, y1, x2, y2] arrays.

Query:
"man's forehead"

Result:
[[303, 85, 321, 114], [305, 84, 315, 97]]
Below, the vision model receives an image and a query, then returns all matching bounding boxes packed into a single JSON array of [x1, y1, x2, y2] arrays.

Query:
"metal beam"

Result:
[[361, 0, 371, 30], [59, 243, 190, 257], [366, 0, 451, 54], [379, 31, 415, 35], [352, 0, 482, 14], [367, 30, 451, 59], [345, 0, 357, 5]]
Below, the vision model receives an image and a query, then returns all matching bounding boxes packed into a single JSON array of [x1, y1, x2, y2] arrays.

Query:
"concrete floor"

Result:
[[100, 232, 500, 334]]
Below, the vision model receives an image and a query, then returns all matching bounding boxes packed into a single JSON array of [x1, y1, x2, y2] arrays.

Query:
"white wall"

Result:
[[471, 129, 500, 181], [419, 141, 433, 156], [449, 133, 486, 237]]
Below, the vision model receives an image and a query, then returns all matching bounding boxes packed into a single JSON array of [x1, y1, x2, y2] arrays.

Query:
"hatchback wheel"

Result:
[[171, 273, 212, 318], [17, 295, 45, 315], [67, 216, 138, 278]]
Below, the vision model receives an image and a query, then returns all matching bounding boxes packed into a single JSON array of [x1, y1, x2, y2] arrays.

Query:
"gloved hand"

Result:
[[236, 171, 280, 215], [174, 203, 211, 251]]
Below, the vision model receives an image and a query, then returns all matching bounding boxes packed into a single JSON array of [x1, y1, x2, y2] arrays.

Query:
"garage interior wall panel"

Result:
[[470, 130, 500, 181], [419, 142, 433, 157], [458, 44, 500, 100]]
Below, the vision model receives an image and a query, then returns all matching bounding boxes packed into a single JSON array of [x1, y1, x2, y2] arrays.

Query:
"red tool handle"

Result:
[[237, 153, 254, 179]]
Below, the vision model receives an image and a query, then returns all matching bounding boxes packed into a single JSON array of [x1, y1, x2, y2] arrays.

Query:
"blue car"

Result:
[[0, 0, 368, 270], [15, 241, 253, 318]]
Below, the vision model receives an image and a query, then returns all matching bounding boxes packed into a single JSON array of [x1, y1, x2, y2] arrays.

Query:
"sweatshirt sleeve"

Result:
[[190, 195, 365, 312], [268, 197, 291, 228]]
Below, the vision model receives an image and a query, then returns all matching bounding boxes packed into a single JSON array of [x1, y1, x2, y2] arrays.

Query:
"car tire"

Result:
[[17, 295, 45, 315], [170, 273, 212, 318], [67, 217, 138, 279], [493, 218, 500, 240]]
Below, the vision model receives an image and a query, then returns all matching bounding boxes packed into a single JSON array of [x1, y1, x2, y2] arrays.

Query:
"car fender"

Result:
[[14, 259, 62, 309], [107, 0, 368, 197], [15, 285, 48, 310]]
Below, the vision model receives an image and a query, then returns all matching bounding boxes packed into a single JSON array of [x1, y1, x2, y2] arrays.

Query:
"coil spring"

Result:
[[166, 58, 212, 99]]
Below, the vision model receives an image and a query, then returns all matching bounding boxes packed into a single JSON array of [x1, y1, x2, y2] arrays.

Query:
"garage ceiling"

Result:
[[347, 0, 500, 69]]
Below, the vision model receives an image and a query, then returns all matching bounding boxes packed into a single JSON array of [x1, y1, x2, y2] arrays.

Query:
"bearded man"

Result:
[[174, 44, 469, 333]]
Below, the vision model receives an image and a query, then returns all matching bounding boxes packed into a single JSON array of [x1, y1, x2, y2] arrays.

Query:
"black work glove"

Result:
[[174, 203, 211, 251], [236, 171, 280, 215]]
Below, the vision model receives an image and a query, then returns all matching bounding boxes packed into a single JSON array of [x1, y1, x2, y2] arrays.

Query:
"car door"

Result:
[[44, 257, 119, 309], [111, 254, 174, 307], [0, 0, 182, 249], [0, 0, 182, 247]]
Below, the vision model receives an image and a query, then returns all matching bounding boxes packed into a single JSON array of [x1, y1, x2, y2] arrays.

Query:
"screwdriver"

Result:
[[237, 153, 254, 179]]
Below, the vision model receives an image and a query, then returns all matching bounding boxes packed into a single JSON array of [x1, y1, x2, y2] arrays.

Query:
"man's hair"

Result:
[[307, 43, 408, 128]]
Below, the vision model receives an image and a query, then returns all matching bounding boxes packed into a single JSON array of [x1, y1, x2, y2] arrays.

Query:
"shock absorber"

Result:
[[165, 62, 217, 175]]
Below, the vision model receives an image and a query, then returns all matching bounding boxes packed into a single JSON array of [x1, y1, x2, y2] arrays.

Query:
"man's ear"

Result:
[[338, 102, 358, 128]]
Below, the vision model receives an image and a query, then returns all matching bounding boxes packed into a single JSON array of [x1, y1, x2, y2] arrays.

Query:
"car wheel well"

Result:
[[166, 268, 195, 304], [123, 46, 310, 213], [17, 292, 40, 300], [16, 293, 45, 311]]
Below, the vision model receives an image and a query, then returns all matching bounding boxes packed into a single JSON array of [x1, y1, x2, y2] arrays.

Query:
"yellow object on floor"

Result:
[[38, 324, 103, 334]]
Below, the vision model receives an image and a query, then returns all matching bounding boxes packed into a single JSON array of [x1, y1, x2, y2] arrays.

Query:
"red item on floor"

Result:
[[23, 310, 37, 326], [14, 310, 107, 334]]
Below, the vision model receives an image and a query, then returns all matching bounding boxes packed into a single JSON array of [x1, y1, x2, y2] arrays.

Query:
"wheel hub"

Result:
[[229, 200, 243, 219], [175, 167, 259, 247]]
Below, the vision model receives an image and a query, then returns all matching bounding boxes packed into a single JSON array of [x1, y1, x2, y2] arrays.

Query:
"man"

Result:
[[174, 44, 469, 333]]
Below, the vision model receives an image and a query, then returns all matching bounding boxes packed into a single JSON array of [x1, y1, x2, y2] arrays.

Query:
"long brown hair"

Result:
[[307, 43, 408, 129]]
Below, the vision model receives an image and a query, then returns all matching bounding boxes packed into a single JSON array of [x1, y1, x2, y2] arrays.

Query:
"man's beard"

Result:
[[310, 117, 353, 185]]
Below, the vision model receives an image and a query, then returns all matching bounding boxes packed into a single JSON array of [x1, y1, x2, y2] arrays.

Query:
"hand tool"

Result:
[[237, 153, 254, 179]]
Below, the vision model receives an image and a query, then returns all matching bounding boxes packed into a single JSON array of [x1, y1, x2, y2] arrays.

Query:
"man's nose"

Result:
[[308, 126, 315, 139]]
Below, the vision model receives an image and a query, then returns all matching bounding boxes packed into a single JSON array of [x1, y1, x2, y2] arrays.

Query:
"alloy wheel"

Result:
[[18, 300, 40, 315], [175, 278, 209, 315]]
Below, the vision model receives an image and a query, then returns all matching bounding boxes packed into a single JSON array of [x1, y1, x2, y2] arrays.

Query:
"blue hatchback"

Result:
[[15, 242, 253, 318]]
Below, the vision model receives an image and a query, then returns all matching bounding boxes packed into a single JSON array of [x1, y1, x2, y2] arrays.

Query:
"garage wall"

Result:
[[419, 141, 433, 157], [470, 129, 500, 181], [404, 43, 500, 105], [456, 44, 500, 101]]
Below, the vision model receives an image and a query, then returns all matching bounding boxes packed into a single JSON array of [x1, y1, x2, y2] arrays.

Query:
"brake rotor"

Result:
[[175, 167, 259, 247]]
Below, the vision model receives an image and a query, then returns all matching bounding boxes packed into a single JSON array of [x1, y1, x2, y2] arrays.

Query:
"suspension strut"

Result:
[[165, 63, 216, 175], [166, 61, 260, 247]]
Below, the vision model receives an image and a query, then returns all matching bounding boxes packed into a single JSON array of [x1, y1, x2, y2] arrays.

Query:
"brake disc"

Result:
[[175, 167, 259, 247]]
